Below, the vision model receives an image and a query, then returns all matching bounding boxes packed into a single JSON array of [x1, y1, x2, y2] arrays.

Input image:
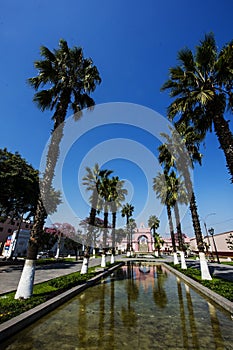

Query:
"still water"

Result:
[[2, 263, 233, 350]]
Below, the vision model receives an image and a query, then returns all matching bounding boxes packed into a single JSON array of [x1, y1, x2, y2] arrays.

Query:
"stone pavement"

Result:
[[0, 256, 233, 295], [0, 257, 107, 295]]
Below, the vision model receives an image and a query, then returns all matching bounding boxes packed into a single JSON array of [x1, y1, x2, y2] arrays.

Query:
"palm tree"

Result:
[[148, 215, 162, 256], [108, 176, 127, 262], [159, 126, 212, 279], [98, 174, 114, 267], [15, 39, 101, 299], [161, 33, 233, 182], [168, 170, 188, 269], [153, 172, 178, 264], [148, 215, 160, 236], [82, 165, 112, 272], [128, 218, 136, 255], [82, 164, 112, 228], [121, 203, 134, 253], [148, 214, 162, 256]]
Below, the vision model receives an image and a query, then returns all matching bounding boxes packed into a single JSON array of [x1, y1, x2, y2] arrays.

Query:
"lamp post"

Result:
[[202, 213, 216, 257], [208, 227, 220, 264]]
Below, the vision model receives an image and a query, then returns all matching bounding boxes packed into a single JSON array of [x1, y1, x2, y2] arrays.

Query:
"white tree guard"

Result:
[[15, 259, 36, 299]]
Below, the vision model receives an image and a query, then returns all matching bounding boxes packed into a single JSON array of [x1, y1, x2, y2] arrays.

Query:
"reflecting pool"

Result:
[[2, 263, 233, 349]]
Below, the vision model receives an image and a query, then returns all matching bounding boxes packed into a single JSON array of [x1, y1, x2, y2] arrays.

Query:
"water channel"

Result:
[[2, 262, 233, 349]]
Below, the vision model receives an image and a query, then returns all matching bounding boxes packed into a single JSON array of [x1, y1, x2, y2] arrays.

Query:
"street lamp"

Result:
[[208, 227, 220, 264], [201, 213, 216, 259]]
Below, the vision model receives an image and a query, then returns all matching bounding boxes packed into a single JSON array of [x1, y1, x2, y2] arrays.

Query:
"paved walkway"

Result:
[[0, 256, 232, 295], [0, 257, 108, 295]]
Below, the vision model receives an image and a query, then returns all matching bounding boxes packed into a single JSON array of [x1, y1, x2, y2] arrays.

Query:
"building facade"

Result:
[[0, 218, 33, 254], [189, 231, 233, 258]]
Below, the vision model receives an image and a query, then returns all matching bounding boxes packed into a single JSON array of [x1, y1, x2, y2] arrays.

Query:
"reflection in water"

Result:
[[153, 265, 168, 308], [121, 263, 138, 328], [208, 302, 225, 350], [2, 263, 233, 350], [185, 284, 199, 349], [177, 277, 189, 349]]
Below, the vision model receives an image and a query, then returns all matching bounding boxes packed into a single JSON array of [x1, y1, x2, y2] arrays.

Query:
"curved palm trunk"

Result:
[[167, 205, 179, 265], [174, 203, 187, 269], [213, 111, 233, 183], [15, 96, 69, 299]]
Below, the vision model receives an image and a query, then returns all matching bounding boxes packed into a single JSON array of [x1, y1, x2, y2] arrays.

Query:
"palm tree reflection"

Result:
[[208, 302, 225, 350], [153, 265, 168, 308], [121, 262, 139, 327], [177, 277, 189, 348]]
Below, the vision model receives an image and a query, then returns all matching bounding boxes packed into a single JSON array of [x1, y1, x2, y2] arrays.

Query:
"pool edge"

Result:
[[163, 262, 233, 314], [0, 262, 124, 343]]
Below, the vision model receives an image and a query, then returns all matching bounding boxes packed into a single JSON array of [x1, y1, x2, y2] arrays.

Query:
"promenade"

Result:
[[0, 256, 233, 295]]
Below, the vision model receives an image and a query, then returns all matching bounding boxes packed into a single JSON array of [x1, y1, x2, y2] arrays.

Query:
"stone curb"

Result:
[[163, 263, 233, 314], [0, 262, 124, 343]]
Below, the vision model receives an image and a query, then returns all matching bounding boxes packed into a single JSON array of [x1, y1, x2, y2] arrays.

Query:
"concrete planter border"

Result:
[[163, 263, 233, 314], [0, 262, 124, 343]]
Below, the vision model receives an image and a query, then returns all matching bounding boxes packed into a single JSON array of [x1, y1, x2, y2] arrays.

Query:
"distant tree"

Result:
[[38, 227, 58, 251], [121, 203, 134, 225], [121, 203, 134, 252], [108, 176, 127, 257], [148, 215, 162, 256], [153, 172, 177, 257], [82, 164, 112, 252], [0, 148, 39, 221], [64, 229, 82, 259], [148, 215, 160, 236]]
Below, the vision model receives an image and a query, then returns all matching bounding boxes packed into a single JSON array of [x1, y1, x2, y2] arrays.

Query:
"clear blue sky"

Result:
[[1, 0, 233, 237]]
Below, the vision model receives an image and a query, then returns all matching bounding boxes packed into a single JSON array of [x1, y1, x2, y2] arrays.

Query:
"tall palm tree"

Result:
[[159, 126, 212, 279], [81, 164, 112, 273], [15, 39, 101, 299], [83, 163, 112, 255], [158, 127, 204, 252], [128, 218, 136, 254], [165, 171, 187, 246], [153, 172, 178, 264], [121, 203, 134, 252], [98, 174, 115, 267], [82, 164, 112, 228], [168, 171, 188, 269], [108, 176, 127, 261], [161, 33, 233, 182]]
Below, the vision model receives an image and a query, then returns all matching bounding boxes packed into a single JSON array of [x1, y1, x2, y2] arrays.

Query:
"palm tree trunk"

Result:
[[111, 211, 116, 263], [101, 205, 108, 268], [183, 168, 211, 279], [15, 96, 69, 299], [167, 205, 179, 265], [213, 113, 233, 182], [174, 203, 183, 251], [189, 192, 204, 252], [174, 203, 187, 269], [182, 167, 204, 252]]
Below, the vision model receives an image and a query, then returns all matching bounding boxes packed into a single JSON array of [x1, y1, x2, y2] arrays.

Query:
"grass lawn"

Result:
[[0, 267, 98, 324]]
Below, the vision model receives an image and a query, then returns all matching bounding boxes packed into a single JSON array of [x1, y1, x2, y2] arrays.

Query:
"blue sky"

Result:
[[1, 0, 233, 237]]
